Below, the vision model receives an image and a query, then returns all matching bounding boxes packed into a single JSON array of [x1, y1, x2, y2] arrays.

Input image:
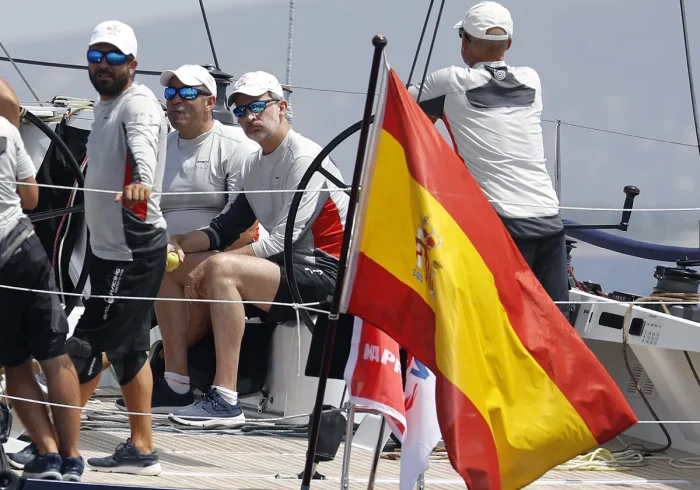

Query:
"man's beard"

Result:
[[89, 69, 130, 97], [244, 119, 277, 143]]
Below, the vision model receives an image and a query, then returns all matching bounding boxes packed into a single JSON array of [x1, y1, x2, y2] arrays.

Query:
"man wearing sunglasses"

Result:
[[113, 64, 260, 415], [407, 1, 570, 321], [165, 71, 349, 427], [63, 20, 168, 476]]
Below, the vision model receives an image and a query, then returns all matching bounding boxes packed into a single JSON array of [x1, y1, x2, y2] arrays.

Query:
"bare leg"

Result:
[[38, 355, 81, 458], [79, 355, 111, 406], [203, 254, 282, 391], [187, 302, 211, 347], [119, 361, 154, 454], [5, 359, 59, 455], [156, 251, 217, 377]]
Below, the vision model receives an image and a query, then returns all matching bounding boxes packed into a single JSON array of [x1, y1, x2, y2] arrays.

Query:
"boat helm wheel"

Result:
[[283, 117, 371, 333], [20, 109, 91, 317]]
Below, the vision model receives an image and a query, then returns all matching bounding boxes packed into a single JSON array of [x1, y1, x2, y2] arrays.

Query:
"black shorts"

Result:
[[0, 219, 69, 367], [246, 261, 335, 324], [72, 248, 166, 356]]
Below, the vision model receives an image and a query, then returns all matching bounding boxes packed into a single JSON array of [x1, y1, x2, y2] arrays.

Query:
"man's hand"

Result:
[[115, 183, 151, 208], [167, 237, 185, 264]]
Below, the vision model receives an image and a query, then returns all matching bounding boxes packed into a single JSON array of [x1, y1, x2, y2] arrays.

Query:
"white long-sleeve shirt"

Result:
[[85, 82, 169, 261], [408, 62, 562, 239]]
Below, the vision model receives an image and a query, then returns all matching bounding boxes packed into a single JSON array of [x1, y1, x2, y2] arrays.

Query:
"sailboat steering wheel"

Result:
[[282, 117, 371, 333]]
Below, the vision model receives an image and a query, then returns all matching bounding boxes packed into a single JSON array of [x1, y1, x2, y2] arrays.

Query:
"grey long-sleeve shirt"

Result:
[[201, 129, 349, 276], [85, 82, 169, 261]]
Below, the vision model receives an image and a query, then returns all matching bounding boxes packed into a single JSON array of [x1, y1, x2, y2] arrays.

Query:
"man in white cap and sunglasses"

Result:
[[165, 71, 349, 427], [408, 1, 570, 320], [112, 64, 260, 415], [63, 19, 168, 476]]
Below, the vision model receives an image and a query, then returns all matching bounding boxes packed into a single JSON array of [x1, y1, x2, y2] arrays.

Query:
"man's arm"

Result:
[[12, 127, 38, 210], [119, 96, 164, 206], [250, 156, 325, 259], [407, 67, 453, 121], [0, 77, 20, 128]]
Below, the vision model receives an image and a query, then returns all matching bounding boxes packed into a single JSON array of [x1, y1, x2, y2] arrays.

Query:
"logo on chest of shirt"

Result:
[[185, 159, 210, 170]]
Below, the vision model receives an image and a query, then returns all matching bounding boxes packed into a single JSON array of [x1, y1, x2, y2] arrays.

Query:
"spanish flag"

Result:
[[339, 65, 638, 490]]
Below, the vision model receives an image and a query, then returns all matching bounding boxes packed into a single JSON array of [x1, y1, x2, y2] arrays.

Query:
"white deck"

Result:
[[12, 387, 697, 490]]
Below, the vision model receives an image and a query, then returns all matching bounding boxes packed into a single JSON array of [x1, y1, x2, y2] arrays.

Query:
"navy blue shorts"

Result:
[[512, 229, 571, 320]]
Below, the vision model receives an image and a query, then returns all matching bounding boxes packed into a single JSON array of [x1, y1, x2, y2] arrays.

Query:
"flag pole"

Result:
[[300, 33, 387, 490]]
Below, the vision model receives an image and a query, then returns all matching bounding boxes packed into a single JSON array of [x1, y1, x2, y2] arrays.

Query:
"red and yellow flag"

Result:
[[339, 66, 638, 490]]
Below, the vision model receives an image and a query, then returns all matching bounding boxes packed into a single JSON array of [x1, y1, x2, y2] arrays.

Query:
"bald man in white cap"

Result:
[[113, 64, 260, 415], [408, 1, 570, 321], [64, 19, 168, 476]]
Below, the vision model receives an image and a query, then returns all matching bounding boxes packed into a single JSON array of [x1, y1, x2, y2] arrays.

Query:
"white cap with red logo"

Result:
[[89, 20, 138, 57]]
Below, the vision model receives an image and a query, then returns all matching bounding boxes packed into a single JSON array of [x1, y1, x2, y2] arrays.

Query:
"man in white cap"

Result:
[[164, 71, 349, 427], [63, 19, 168, 475], [408, 1, 570, 320], [113, 64, 260, 415]]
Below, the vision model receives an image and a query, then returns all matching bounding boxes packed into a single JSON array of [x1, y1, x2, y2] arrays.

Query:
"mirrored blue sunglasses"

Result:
[[164, 86, 211, 101], [232, 99, 277, 118], [86, 49, 129, 66]]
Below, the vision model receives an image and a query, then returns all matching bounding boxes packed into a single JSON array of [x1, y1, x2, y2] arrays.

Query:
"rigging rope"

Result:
[[679, 0, 700, 159], [284, 0, 295, 124], [415, 0, 445, 104], [0, 41, 41, 103], [406, 0, 435, 88], [198, 0, 220, 69]]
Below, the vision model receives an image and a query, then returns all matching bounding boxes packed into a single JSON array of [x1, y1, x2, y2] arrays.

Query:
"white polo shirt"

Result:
[[408, 61, 562, 239]]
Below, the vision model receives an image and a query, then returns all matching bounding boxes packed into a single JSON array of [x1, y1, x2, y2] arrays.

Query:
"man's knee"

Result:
[[106, 350, 147, 386], [65, 336, 102, 384]]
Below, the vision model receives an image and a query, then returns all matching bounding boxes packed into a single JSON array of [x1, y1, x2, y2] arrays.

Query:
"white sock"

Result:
[[164, 372, 190, 394], [213, 385, 238, 406]]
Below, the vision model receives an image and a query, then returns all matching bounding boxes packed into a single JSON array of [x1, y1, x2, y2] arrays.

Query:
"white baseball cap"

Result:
[[89, 20, 138, 57], [227, 71, 283, 107], [453, 1, 513, 41], [160, 64, 217, 98]]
